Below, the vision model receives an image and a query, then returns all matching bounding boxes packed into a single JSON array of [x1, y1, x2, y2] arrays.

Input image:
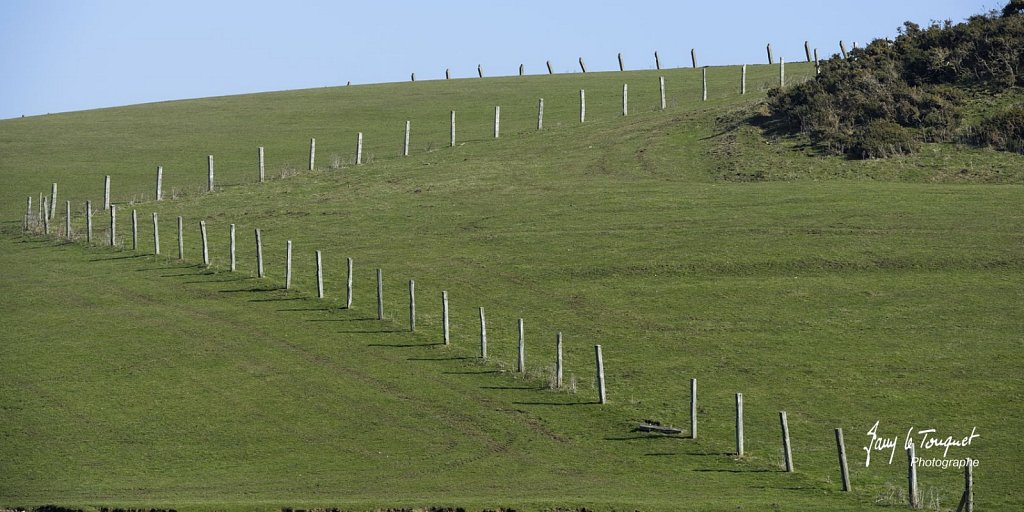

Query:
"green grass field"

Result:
[[1, 62, 1022, 511]]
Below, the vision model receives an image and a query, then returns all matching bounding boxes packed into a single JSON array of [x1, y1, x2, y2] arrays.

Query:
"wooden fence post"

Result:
[[780, 58, 786, 87], [767, 43, 774, 64], [617, 52, 625, 71], [547, 60, 553, 74], [579, 57, 587, 73], [131, 209, 138, 250], [450, 111, 456, 147], [316, 250, 324, 298], [537, 98, 544, 130], [285, 240, 293, 289], [840, 40, 848, 59], [595, 345, 606, 404], [177, 216, 183, 259], [207, 155, 214, 192], [200, 220, 209, 266], [103, 175, 111, 210], [814, 48, 820, 74], [835, 428, 851, 491], [109, 205, 117, 246], [355, 132, 363, 165], [959, 459, 974, 512], [346, 257, 353, 308], [555, 332, 563, 388], [741, 64, 747, 95], [410, 72, 415, 82], [229, 224, 236, 271], [494, 106, 500, 139], [690, 378, 697, 439], [376, 268, 384, 320], [736, 393, 744, 457], [65, 201, 71, 239], [24, 196, 31, 232], [517, 318, 525, 372], [152, 212, 159, 255], [580, 89, 586, 123], [659, 76, 666, 110], [479, 306, 487, 358], [446, 68, 451, 80], [442, 290, 450, 345], [408, 279, 415, 332], [702, 68, 708, 101], [255, 228, 264, 278], [86, 201, 93, 243], [156, 166, 163, 200], [780, 411, 794, 472], [42, 200, 49, 235], [654, 51, 661, 70], [622, 84, 628, 116], [309, 137, 316, 170], [519, 64, 524, 76], [403, 120, 411, 157], [478, 64, 483, 78], [908, 445, 920, 509], [49, 183, 56, 220], [691, 48, 698, 68], [258, 146, 265, 183]]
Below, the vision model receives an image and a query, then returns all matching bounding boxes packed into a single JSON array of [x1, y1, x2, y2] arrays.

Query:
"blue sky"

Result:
[[0, 0, 997, 120]]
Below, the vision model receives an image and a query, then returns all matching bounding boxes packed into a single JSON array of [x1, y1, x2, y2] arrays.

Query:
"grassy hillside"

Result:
[[1, 62, 1022, 511]]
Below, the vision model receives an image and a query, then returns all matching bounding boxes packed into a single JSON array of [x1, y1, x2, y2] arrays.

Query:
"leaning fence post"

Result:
[[555, 332, 564, 388], [494, 106, 500, 139], [109, 205, 117, 246], [741, 64, 747, 95], [64, 201, 71, 239], [229, 224, 236, 271], [442, 290, 450, 345], [255, 228, 264, 278], [780, 411, 794, 472], [403, 120, 411, 157], [346, 257, 353, 308], [702, 68, 708, 101], [767, 43, 774, 64], [408, 279, 415, 332], [840, 40, 848, 59], [156, 166, 163, 200], [86, 201, 93, 243], [176, 216, 183, 259], [691, 48, 698, 68], [376, 268, 384, 320], [690, 378, 697, 439], [595, 345, 607, 404], [103, 175, 111, 210], [355, 132, 363, 165], [659, 76, 666, 110], [410, 72, 415, 82], [580, 89, 586, 123], [450, 111, 456, 147], [285, 240, 293, 289], [309, 137, 316, 170], [479, 306, 487, 358], [617, 52, 624, 71], [546, 60, 553, 74], [207, 155, 214, 192], [622, 83, 628, 116], [477, 64, 483, 78], [654, 51, 661, 70], [517, 318, 525, 372], [49, 183, 57, 220], [578, 57, 587, 73], [835, 428, 851, 491], [131, 209, 138, 250], [537, 98, 544, 130], [152, 212, 160, 256], [804, 41, 812, 62], [736, 393, 744, 457], [200, 220, 209, 266], [316, 250, 324, 298], [908, 445, 920, 509]]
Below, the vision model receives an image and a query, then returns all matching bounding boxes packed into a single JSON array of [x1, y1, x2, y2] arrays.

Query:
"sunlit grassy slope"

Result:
[[1, 62, 1022, 511]]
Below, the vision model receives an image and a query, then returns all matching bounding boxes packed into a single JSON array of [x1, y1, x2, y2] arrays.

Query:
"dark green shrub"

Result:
[[851, 120, 921, 159], [972, 104, 1024, 153]]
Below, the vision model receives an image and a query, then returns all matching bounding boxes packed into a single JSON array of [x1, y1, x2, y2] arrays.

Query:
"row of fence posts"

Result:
[[412, 40, 856, 80], [14, 185, 974, 507]]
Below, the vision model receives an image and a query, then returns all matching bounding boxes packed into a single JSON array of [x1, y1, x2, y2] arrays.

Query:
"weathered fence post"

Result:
[[255, 228, 265, 278], [24, 196, 31, 232], [155, 165, 163, 200], [736, 393, 744, 457], [442, 290, 450, 345], [702, 68, 708, 101], [152, 212, 160, 255], [316, 250, 324, 298], [835, 428, 851, 491], [814, 48, 820, 74], [494, 106, 500, 139], [555, 332, 563, 388], [177, 216, 183, 259], [960, 459, 974, 512], [517, 318, 525, 372], [376, 268, 384, 320], [258, 147, 265, 183], [408, 279, 415, 332], [690, 378, 697, 439], [355, 132, 363, 165], [479, 306, 487, 358], [579, 57, 587, 73], [741, 64, 747, 94], [622, 83, 628, 116], [446, 68, 451, 80], [346, 257, 353, 308], [65, 201, 71, 239], [229, 224, 236, 271], [840, 40, 848, 59], [86, 201, 93, 243], [519, 64, 524, 76], [285, 240, 293, 289], [131, 209, 138, 250], [200, 220, 209, 266], [477, 64, 484, 78], [908, 445, 920, 509], [659, 76, 666, 110], [767, 43, 774, 64], [654, 51, 661, 70], [207, 155, 214, 192], [595, 345, 607, 404], [780, 58, 786, 87], [450, 111, 456, 147], [309, 137, 316, 170], [537, 98, 544, 130], [410, 72, 415, 82], [691, 48, 698, 68], [780, 411, 794, 472], [617, 52, 624, 71], [109, 205, 117, 246], [103, 175, 111, 210], [42, 200, 49, 235], [580, 89, 586, 123], [546, 60, 554, 74], [403, 120, 411, 157], [49, 183, 57, 220]]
